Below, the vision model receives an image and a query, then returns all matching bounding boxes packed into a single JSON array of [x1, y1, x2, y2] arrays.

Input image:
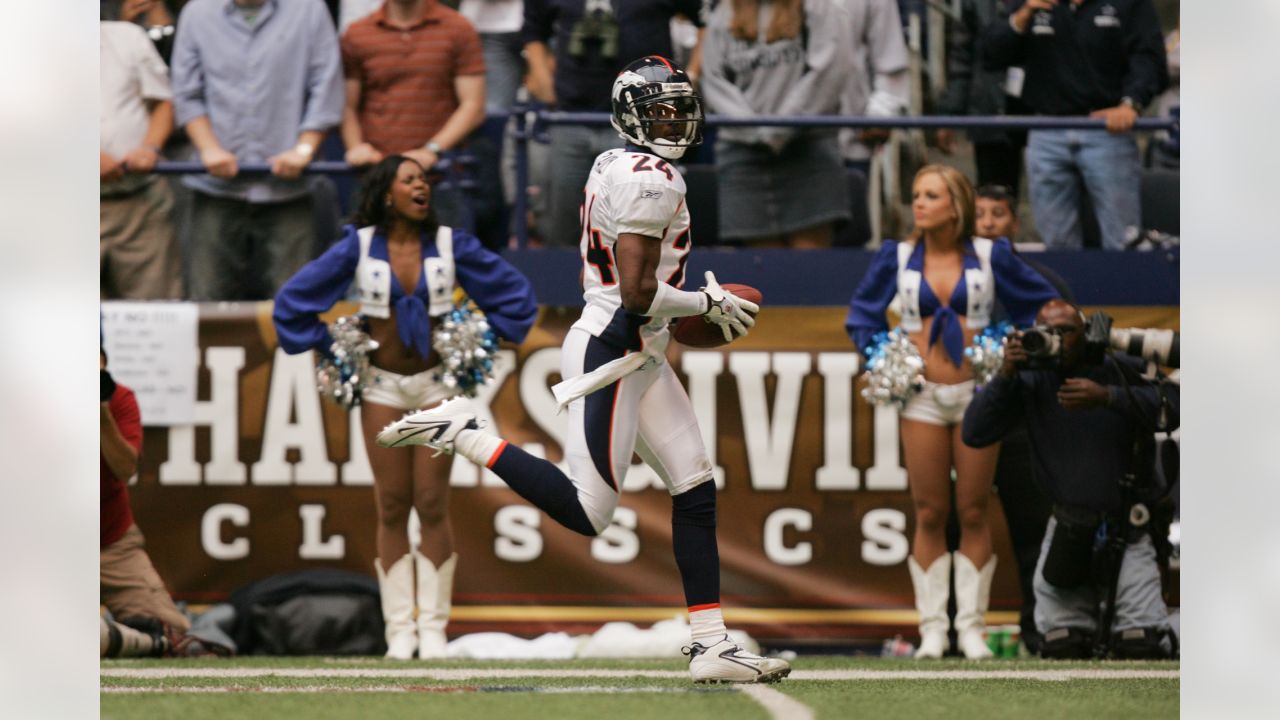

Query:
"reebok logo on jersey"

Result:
[[641, 189, 663, 199]]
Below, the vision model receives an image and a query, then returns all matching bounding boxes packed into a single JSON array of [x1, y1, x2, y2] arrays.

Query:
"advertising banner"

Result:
[[127, 303, 1179, 642]]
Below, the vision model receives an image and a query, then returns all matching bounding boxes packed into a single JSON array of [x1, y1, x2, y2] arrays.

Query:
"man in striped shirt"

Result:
[[340, 0, 488, 229]]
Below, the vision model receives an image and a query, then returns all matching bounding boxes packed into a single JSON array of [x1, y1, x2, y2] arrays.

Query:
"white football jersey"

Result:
[[573, 147, 693, 351]]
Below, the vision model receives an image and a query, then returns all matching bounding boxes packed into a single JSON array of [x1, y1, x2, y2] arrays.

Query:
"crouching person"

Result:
[[961, 300, 1177, 659]]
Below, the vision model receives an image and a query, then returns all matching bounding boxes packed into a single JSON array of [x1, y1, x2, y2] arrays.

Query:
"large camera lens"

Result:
[[1021, 326, 1059, 358]]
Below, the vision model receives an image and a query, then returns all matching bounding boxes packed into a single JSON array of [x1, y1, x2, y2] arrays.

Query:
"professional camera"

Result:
[[567, 0, 619, 60], [1018, 312, 1180, 369], [101, 368, 117, 402], [1019, 325, 1064, 369], [1110, 325, 1179, 368]]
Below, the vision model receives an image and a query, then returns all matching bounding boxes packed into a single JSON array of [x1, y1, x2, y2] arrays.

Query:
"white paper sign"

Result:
[[101, 302, 199, 426]]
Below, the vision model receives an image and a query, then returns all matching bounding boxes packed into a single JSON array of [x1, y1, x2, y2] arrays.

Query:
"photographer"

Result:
[[961, 300, 1177, 659], [101, 349, 215, 656]]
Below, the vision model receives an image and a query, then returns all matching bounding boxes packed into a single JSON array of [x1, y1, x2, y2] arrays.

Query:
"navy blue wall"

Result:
[[502, 248, 1180, 307]]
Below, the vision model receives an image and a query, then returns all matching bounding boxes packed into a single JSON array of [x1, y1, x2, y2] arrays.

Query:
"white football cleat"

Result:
[[684, 635, 791, 684], [375, 398, 483, 454]]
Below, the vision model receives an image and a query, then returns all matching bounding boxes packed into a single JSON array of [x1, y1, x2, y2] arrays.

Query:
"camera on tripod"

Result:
[[1019, 311, 1180, 369]]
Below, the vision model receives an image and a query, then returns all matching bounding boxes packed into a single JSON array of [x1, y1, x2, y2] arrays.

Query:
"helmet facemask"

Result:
[[612, 80, 704, 161]]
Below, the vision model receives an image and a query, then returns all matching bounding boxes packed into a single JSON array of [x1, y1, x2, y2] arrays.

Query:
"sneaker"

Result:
[[375, 397, 483, 454], [684, 635, 791, 684]]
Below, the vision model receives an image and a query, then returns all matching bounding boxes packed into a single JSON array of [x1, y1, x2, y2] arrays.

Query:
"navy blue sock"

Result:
[[490, 443, 598, 537], [671, 481, 720, 607]]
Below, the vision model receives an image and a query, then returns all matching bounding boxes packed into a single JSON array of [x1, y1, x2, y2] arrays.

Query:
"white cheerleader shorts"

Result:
[[900, 379, 976, 426], [363, 366, 455, 411]]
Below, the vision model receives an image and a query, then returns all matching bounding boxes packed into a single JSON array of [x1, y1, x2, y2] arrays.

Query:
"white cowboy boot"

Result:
[[908, 554, 951, 659], [415, 552, 457, 660], [954, 552, 998, 659], [375, 554, 417, 660]]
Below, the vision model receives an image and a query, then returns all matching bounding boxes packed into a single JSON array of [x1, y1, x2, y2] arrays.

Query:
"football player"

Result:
[[376, 56, 788, 684]]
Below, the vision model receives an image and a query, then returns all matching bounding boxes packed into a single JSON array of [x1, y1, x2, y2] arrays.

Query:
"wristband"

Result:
[[645, 282, 709, 318], [425, 141, 443, 154], [294, 142, 315, 159]]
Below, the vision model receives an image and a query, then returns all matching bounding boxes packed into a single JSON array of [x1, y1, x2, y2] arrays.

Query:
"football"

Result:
[[672, 283, 764, 348]]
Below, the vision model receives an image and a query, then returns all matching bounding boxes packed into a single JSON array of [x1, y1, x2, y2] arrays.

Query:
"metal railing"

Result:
[[152, 111, 1178, 249], [508, 110, 1177, 248]]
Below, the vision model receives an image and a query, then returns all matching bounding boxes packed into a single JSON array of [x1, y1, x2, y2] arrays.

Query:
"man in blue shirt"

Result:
[[171, 0, 344, 300]]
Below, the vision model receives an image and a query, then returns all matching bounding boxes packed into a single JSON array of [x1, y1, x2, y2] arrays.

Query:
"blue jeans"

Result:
[[1025, 129, 1140, 250], [546, 124, 624, 247], [480, 32, 523, 114]]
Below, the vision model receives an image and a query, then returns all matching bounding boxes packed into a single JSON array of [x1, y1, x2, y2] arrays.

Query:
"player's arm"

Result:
[[616, 234, 757, 341], [616, 233, 691, 315]]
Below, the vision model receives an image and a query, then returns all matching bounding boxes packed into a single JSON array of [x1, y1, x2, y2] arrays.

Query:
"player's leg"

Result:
[[360, 400, 419, 659], [899, 409, 956, 658], [376, 330, 643, 536], [635, 363, 790, 683], [952, 423, 1001, 659]]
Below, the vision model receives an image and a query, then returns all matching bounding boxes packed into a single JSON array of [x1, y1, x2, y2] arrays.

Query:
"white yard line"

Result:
[[797, 669, 1180, 681], [101, 667, 1179, 682], [737, 684, 815, 720], [101, 685, 719, 695]]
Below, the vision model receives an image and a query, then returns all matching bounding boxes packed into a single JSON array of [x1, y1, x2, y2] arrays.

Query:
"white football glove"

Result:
[[701, 271, 759, 343]]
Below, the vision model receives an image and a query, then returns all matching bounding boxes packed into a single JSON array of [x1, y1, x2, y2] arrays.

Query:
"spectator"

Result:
[[522, 0, 704, 247], [459, 1, 526, 114], [935, 0, 1030, 194], [700, 0, 854, 248], [983, 0, 1168, 250], [272, 155, 538, 659], [975, 182, 1021, 242], [341, 0, 487, 232], [846, 164, 1057, 658], [170, 0, 344, 301], [836, 0, 910, 172], [100, 350, 191, 641], [101, 17, 184, 300], [962, 299, 1178, 658]]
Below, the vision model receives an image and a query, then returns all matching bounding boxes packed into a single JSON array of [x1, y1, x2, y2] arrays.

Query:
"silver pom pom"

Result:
[[965, 321, 1014, 386], [432, 301, 500, 398], [861, 329, 925, 409], [316, 315, 380, 410]]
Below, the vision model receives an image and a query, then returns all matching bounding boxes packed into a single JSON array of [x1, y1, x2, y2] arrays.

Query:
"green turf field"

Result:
[[100, 656, 1179, 720]]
